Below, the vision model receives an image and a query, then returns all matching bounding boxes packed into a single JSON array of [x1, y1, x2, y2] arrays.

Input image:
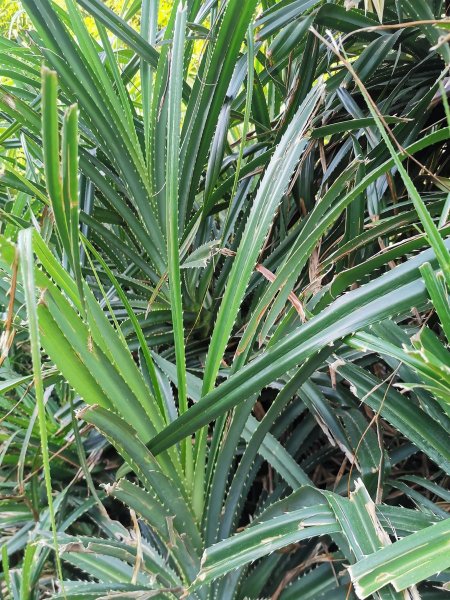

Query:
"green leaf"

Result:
[[420, 262, 450, 343], [165, 5, 191, 480], [194, 504, 339, 587], [149, 242, 450, 455], [349, 518, 450, 599], [41, 67, 70, 259], [78, 404, 201, 553], [336, 362, 450, 473], [17, 228, 64, 591], [75, 0, 160, 69], [202, 83, 324, 395]]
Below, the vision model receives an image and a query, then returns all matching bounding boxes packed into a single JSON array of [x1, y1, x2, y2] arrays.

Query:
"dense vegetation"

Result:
[[1, 0, 450, 598]]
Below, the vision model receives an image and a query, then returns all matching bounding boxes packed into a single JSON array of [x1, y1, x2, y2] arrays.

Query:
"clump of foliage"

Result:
[[1, 1, 450, 598]]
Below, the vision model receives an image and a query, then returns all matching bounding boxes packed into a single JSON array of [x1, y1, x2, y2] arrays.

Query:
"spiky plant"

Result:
[[1, 1, 450, 598]]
